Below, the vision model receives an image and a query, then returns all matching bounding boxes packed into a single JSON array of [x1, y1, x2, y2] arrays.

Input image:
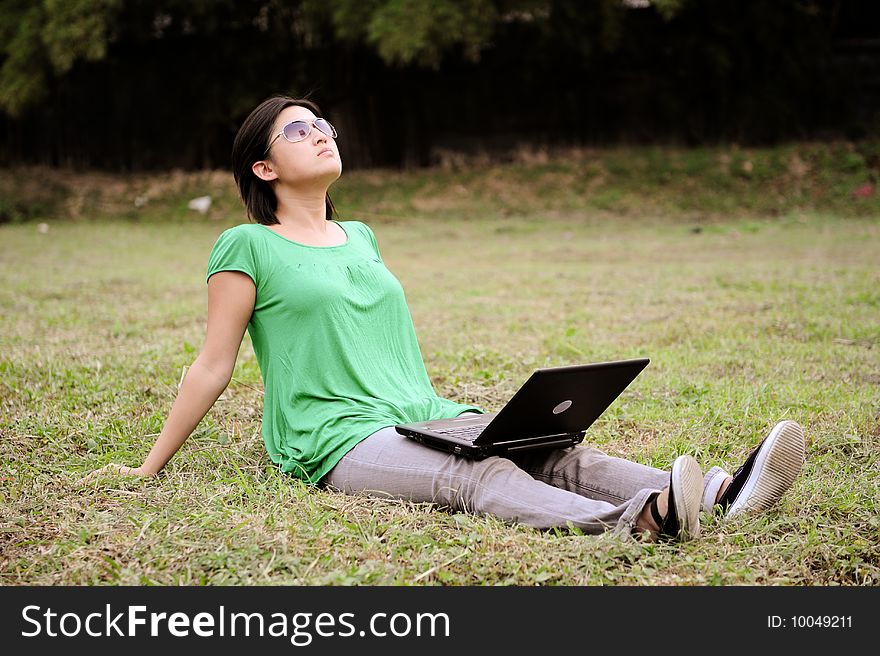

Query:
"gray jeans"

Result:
[[324, 415, 729, 537]]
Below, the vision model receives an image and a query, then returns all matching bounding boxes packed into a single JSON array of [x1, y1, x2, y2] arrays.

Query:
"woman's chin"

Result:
[[325, 162, 343, 182], [290, 161, 342, 189]]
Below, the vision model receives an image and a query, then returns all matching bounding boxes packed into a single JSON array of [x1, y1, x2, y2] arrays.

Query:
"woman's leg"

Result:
[[510, 445, 730, 514], [508, 445, 669, 506], [323, 426, 664, 536]]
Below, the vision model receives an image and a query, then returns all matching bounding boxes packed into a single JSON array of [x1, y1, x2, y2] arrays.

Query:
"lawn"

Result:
[[1, 153, 878, 585]]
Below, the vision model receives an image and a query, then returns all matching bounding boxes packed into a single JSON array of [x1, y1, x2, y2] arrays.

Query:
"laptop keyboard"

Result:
[[431, 424, 485, 442]]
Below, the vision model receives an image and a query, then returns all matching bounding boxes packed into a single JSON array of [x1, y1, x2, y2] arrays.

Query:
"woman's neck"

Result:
[[273, 186, 329, 231]]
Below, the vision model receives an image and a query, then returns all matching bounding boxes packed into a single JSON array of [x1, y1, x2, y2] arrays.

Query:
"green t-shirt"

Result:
[[205, 219, 484, 483]]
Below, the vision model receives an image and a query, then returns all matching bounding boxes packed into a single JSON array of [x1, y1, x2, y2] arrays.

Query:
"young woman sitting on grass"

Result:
[[82, 95, 807, 542]]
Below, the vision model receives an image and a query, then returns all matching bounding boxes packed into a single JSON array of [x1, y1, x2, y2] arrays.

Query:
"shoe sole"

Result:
[[727, 420, 806, 517], [671, 455, 702, 540]]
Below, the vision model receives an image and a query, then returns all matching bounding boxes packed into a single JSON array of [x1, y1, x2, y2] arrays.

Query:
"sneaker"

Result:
[[717, 420, 806, 517], [649, 455, 703, 541]]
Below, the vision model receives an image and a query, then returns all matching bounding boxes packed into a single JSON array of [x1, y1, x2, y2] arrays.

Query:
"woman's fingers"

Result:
[[75, 463, 140, 486]]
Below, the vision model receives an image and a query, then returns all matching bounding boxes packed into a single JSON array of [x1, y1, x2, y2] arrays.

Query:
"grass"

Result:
[[1, 149, 878, 586]]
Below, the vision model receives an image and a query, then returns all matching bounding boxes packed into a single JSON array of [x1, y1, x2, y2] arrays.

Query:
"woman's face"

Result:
[[262, 104, 342, 188]]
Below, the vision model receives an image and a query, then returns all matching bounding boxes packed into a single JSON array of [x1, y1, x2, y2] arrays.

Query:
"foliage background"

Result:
[[1, 0, 878, 171]]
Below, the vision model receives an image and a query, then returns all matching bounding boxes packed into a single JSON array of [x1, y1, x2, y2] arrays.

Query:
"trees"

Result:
[[0, 0, 121, 116], [0, 1, 867, 170]]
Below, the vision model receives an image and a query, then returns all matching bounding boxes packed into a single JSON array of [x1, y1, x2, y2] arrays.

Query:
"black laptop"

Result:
[[395, 358, 650, 459]]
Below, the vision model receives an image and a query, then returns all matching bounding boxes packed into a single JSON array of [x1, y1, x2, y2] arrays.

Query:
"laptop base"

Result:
[[396, 426, 585, 460]]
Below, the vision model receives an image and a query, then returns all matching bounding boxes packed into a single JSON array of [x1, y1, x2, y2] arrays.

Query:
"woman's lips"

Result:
[[317, 148, 333, 156]]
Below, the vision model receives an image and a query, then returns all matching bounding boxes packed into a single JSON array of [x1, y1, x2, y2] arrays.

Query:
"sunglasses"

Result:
[[266, 118, 338, 153]]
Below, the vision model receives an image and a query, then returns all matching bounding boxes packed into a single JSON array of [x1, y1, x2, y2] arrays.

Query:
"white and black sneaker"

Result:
[[649, 455, 703, 541], [718, 420, 806, 518]]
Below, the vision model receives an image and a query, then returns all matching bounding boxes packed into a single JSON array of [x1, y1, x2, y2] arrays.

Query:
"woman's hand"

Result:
[[76, 463, 155, 486]]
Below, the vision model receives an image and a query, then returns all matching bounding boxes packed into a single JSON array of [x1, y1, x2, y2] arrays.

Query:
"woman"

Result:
[[83, 95, 807, 542]]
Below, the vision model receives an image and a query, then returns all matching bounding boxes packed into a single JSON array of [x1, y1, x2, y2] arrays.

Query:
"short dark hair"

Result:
[[231, 95, 337, 225]]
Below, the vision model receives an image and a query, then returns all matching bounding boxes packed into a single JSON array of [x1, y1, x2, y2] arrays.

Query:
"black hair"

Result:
[[231, 95, 337, 225]]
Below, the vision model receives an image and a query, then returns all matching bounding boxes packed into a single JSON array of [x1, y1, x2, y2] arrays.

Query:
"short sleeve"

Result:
[[359, 221, 384, 262], [206, 227, 258, 285]]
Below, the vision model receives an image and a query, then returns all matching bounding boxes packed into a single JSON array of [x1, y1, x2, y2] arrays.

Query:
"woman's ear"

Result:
[[252, 159, 278, 182]]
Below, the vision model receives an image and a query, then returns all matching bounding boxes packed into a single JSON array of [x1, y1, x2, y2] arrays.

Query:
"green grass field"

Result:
[[1, 147, 878, 585]]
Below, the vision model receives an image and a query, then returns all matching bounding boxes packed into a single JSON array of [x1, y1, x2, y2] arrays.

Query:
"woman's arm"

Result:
[[79, 270, 256, 482]]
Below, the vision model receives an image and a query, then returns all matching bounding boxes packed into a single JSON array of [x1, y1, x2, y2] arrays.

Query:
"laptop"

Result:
[[395, 358, 650, 459]]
